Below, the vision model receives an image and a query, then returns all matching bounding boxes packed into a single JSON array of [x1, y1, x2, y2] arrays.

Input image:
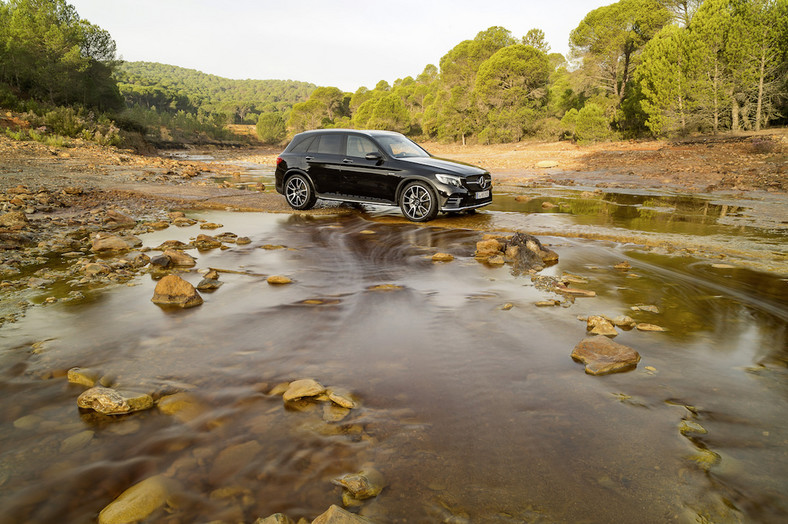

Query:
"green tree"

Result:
[[522, 28, 550, 52], [570, 0, 671, 104], [475, 44, 551, 109], [256, 112, 286, 144]]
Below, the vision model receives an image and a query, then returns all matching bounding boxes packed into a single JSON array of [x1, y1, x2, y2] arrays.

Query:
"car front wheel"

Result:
[[284, 174, 316, 210], [400, 181, 438, 222]]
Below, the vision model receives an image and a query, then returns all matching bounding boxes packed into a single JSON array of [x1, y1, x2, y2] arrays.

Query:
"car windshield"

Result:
[[375, 135, 430, 158]]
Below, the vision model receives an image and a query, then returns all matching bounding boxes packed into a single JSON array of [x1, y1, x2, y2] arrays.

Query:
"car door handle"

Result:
[[305, 156, 313, 161], [342, 158, 354, 164]]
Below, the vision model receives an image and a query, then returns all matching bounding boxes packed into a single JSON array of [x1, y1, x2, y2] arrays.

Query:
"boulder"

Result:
[[475, 239, 502, 258], [92, 233, 136, 253], [236, 236, 251, 245], [332, 468, 386, 500], [194, 234, 222, 250], [77, 386, 153, 415], [0, 210, 29, 229], [98, 475, 177, 524], [571, 336, 641, 375], [283, 379, 325, 401], [312, 505, 374, 524], [149, 254, 171, 269], [104, 210, 136, 229], [504, 233, 558, 272], [162, 249, 196, 267], [586, 315, 618, 337], [151, 274, 203, 308]]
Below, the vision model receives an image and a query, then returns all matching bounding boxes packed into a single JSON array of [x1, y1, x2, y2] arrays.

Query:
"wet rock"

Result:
[[312, 505, 374, 524], [501, 303, 514, 310], [631, 304, 660, 313], [0, 210, 28, 228], [332, 468, 386, 500], [163, 249, 196, 267], [555, 284, 596, 297], [571, 336, 641, 375], [486, 255, 505, 265], [83, 263, 110, 277], [679, 420, 707, 436], [13, 414, 43, 430], [147, 220, 170, 230], [197, 278, 222, 291], [67, 367, 101, 387], [327, 387, 357, 409], [254, 513, 295, 524], [636, 323, 667, 332], [535, 160, 559, 168], [200, 222, 223, 230], [283, 379, 326, 402], [194, 234, 222, 250], [151, 274, 203, 308], [503, 233, 558, 272], [104, 210, 136, 229], [611, 315, 636, 329], [614, 261, 631, 270], [323, 403, 351, 423], [0, 230, 35, 248], [236, 236, 251, 245], [367, 284, 403, 292], [157, 240, 187, 250], [210, 440, 262, 482], [60, 430, 94, 453], [127, 253, 150, 268], [587, 316, 618, 337], [535, 299, 560, 307], [98, 475, 177, 524], [514, 195, 530, 202], [173, 217, 197, 227], [267, 275, 292, 285], [204, 269, 219, 280], [92, 233, 138, 253], [432, 252, 454, 262], [158, 392, 202, 423], [77, 386, 154, 415], [149, 254, 171, 269], [541, 201, 557, 209], [475, 239, 502, 258]]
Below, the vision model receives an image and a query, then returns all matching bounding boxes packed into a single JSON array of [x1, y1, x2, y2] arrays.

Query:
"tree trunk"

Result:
[[712, 62, 719, 134], [731, 96, 739, 131], [755, 47, 766, 131]]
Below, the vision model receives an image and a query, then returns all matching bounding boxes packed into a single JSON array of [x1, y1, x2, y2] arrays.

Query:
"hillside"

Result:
[[115, 62, 316, 124]]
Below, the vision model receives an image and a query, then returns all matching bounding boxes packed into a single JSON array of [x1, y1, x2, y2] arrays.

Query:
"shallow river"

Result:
[[1, 193, 787, 522]]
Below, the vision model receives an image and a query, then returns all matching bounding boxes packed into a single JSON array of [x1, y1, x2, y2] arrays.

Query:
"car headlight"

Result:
[[435, 174, 462, 187]]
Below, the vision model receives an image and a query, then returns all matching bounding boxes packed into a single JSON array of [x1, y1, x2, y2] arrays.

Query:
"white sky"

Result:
[[67, 0, 612, 92]]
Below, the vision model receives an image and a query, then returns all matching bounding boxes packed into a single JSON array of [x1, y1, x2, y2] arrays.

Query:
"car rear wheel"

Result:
[[284, 174, 316, 210], [400, 181, 438, 222]]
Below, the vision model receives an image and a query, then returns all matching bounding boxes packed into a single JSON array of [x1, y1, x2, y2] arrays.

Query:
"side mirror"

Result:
[[365, 151, 383, 162]]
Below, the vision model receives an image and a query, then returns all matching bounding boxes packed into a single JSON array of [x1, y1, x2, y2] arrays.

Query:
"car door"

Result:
[[340, 135, 399, 202], [305, 133, 345, 195]]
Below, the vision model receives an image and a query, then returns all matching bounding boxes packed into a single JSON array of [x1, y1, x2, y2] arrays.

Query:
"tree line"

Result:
[[1, 0, 786, 147], [267, 0, 787, 144]]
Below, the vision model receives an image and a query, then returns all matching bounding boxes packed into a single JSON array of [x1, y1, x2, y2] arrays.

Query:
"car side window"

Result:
[[290, 135, 314, 153], [316, 134, 343, 155], [346, 136, 380, 158]]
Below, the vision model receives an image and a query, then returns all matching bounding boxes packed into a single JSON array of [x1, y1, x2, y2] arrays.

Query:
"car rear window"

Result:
[[289, 135, 314, 153]]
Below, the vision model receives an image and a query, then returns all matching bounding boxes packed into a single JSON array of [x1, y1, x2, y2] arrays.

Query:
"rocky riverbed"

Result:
[[0, 134, 786, 522]]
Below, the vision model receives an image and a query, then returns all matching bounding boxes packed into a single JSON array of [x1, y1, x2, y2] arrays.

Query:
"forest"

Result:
[[0, 0, 786, 146]]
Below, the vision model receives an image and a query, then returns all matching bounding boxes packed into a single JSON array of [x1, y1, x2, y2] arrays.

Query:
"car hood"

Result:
[[400, 156, 487, 176]]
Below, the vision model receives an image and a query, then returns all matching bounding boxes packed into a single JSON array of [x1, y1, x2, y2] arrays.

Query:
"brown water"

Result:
[[1, 209, 787, 523]]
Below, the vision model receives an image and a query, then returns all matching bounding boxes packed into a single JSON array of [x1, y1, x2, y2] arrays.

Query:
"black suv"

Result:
[[274, 129, 492, 222]]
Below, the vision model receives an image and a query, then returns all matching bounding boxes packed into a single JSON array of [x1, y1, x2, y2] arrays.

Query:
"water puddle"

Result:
[[1, 211, 786, 522]]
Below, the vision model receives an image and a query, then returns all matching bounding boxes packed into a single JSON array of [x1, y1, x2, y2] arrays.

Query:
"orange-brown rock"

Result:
[[571, 336, 640, 375], [151, 274, 203, 308]]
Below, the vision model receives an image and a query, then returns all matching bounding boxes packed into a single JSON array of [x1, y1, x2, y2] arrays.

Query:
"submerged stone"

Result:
[[67, 367, 101, 387], [571, 336, 641, 375], [283, 379, 325, 402], [587, 315, 618, 337], [312, 505, 374, 524], [332, 468, 386, 501], [636, 323, 666, 332], [98, 474, 177, 524], [77, 386, 153, 415]]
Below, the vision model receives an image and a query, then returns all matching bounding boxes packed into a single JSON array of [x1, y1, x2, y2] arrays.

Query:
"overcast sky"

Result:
[[67, 0, 612, 92]]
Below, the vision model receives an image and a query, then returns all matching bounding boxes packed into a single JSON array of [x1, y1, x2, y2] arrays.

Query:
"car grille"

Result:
[[463, 174, 491, 191]]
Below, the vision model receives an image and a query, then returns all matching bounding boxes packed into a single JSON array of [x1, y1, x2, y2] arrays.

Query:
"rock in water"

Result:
[[151, 274, 203, 308], [571, 336, 641, 375], [98, 475, 177, 524], [587, 315, 618, 337], [77, 386, 153, 415], [283, 379, 325, 401], [253, 514, 295, 524], [504, 232, 558, 272], [332, 468, 387, 500], [162, 249, 196, 267], [475, 239, 502, 258], [312, 505, 374, 524], [92, 233, 135, 253]]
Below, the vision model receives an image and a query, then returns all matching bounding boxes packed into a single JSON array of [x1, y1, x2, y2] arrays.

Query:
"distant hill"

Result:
[[115, 62, 316, 123]]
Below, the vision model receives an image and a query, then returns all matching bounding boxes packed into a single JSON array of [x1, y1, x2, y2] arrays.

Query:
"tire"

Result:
[[284, 173, 316, 210], [400, 181, 438, 222]]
